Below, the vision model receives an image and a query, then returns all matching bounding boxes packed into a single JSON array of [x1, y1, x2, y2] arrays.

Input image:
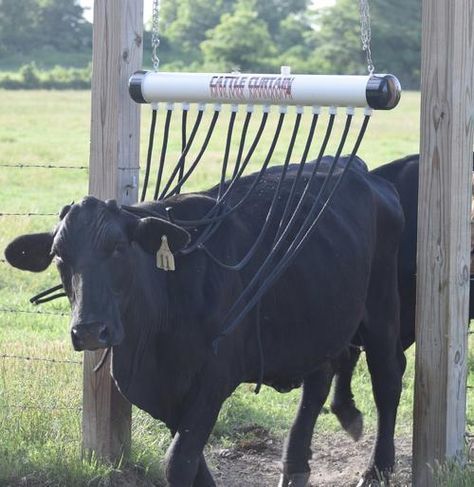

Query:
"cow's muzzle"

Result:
[[71, 321, 112, 351]]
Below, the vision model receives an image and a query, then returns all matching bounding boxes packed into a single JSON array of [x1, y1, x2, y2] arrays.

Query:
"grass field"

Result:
[[0, 90, 472, 486]]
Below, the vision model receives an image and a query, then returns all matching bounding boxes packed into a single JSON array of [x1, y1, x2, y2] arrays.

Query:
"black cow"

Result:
[[330, 154, 474, 442], [5, 158, 405, 487]]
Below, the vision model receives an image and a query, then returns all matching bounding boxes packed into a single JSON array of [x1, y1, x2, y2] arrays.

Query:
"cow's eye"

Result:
[[112, 242, 127, 256]]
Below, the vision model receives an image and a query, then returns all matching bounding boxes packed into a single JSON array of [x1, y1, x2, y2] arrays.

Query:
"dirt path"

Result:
[[210, 431, 412, 486], [13, 431, 412, 486]]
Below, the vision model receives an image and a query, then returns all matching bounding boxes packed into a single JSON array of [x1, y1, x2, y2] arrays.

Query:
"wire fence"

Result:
[[0, 163, 88, 170], [0, 162, 86, 424], [0, 307, 69, 316], [0, 212, 58, 216], [0, 159, 473, 475], [1, 353, 81, 365]]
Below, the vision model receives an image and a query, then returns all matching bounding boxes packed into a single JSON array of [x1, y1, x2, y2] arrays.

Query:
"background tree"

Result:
[[0, 0, 89, 57], [0, 0, 422, 89], [201, 0, 276, 71], [0, 0, 40, 55], [159, 0, 235, 68], [370, 0, 421, 88], [160, 0, 312, 71], [36, 0, 90, 51], [310, 0, 421, 88]]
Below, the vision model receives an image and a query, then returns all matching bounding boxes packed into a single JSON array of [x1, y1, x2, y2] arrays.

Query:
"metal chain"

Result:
[[152, 0, 161, 71], [359, 0, 375, 75]]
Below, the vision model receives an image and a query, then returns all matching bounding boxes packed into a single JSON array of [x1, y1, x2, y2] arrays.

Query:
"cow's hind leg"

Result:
[[359, 338, 405, 485], [331, 347, 363, 441], [359, 264, 406, 485], [279, 363, 334, 487]]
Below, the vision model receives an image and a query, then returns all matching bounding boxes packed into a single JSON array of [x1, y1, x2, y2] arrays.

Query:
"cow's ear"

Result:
[[133, 217, 191, 254], [5, 233, 55, 272]]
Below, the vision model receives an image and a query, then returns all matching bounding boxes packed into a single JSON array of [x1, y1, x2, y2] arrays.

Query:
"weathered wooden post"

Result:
[[413, 0, 474, 484], [84, 0, 143, 461]]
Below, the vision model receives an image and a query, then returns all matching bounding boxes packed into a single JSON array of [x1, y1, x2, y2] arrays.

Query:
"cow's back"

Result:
[[196, 159, 404, 388]]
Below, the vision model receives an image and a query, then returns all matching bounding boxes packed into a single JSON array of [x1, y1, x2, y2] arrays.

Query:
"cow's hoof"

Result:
[[278, 472, 310, 487], [331, 402, 364, 442], [356, 479, 383, 487], [356, 469, 391, 487]]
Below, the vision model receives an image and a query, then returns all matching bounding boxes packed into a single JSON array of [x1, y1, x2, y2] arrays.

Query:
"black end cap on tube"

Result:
[[366, 74, 401, 110], [129, 70, 149, 104]]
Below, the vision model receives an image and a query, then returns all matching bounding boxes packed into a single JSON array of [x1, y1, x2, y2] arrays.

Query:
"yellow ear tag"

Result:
[[156, 235, 175, 271]]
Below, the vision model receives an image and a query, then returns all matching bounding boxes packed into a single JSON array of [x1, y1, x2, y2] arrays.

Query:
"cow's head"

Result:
[[5, 197, 190, 351]]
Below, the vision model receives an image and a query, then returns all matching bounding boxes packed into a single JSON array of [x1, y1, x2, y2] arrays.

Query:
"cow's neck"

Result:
[[110, 250, 216, 423]]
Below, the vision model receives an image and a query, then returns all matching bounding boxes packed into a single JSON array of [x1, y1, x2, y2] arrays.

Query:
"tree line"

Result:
[[0, 0, 421, 89]]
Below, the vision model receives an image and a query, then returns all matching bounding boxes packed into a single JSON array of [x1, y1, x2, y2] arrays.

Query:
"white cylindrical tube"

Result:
[[129, 71, 401, 110]]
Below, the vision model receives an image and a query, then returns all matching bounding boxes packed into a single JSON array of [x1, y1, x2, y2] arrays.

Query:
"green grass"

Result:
[[0, 89, 472, 485]]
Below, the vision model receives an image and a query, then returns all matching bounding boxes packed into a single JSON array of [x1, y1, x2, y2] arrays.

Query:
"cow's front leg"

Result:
[[279, 363, 334, 487], [165, 387, 224, 487], [193, 454, 216, 487]]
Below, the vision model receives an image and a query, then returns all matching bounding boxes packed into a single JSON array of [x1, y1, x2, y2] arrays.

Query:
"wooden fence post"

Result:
[[84, 0, 143, 462], [413, 0, 474, 484]]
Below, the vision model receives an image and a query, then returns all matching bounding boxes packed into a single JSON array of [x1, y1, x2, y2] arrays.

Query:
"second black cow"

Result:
[[330, 154, 474, 442]]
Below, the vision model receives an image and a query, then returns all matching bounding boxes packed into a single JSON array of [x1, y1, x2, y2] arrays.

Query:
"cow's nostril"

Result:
[[71, 327, 83, 350], [99, 325, 109, 343]]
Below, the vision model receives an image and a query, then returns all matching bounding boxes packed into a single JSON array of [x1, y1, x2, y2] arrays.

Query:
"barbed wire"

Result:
[[0, 163, 88, 170], [0, 212, 57, 217], [3, 404, 82, 411], [0, 307, 68, 317], [1, 353, 81, 365]]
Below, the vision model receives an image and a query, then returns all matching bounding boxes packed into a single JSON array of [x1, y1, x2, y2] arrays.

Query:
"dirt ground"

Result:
[[12, 431, 413, 487], [209, 430, 412, 487]]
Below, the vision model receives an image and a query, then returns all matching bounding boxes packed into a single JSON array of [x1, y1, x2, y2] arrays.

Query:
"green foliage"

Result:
[[434, 461, 474, 487], [309, 0, 421, 88], [310, 1, 366, 75], [371, 0, 421, 88], [0, 62, 91, 89], [161, 0, 312, 72], [0, 0, 90, 57], [201, 0, 276, 71], [0, 0, 423, 88]]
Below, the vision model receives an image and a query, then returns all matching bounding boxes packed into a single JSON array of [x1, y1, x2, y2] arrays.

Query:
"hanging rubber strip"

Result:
[[176, 107, 188, 193], [231, 109, 253, 181], [153, 107, 173, 200], [275, 111, 319, 240], [214, 115, 371, 349], [201, 111, 301, 271], [30, 284, 66, 305], [141, 108, 158, 202], [198, 112, 332, 252], [174, 110, 275, 229], [254, 300, 264, 394], [218, 114, 352, 329], [218, 108, 237, 199], [178, 110, 270, 253], [158, 107, 205, 198], [161, 107, 221, 198], [253, 110, 318, 394], [185, 110, 286, 254]]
